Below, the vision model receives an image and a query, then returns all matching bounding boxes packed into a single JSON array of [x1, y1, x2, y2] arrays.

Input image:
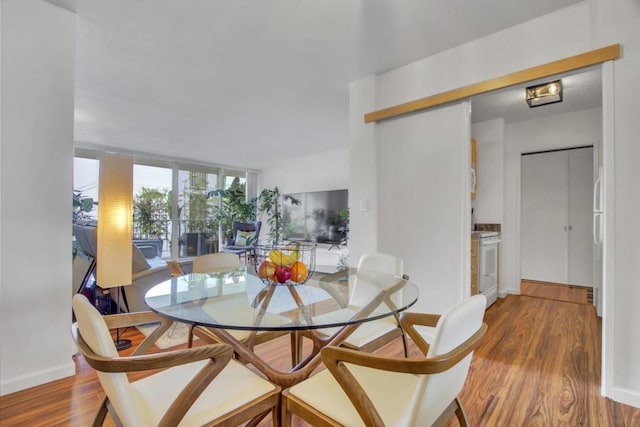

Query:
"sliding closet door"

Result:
[[521, 147, 593, 285], [377, 102, 470, 313], [567, 147, 594, 285], [521, 150, 569, 283]]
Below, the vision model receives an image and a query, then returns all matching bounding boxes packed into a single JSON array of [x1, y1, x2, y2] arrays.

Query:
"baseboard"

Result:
[[612, 387, 640, 409], [498, 288, 519, 297], [0, 362, 75, 396]]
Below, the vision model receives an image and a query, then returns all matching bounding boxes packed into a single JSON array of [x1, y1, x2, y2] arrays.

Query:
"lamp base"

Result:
[[114, 338, 132, 351]]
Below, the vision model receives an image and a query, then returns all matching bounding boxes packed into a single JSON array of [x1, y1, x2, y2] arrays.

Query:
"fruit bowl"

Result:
[[254, 243, 316, 285]]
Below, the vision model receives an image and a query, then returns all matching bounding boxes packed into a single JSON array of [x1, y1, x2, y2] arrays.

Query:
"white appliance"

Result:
[[593, 165, 604, 315], [478, 231, 500, 307]]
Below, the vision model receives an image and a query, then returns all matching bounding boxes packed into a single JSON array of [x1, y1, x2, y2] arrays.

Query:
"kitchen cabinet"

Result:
[[471, 138, 478, 199], [471, 236, 479, 295]]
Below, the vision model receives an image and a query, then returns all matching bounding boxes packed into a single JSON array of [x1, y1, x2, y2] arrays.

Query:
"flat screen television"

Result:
[[282, 189, 348, 244]]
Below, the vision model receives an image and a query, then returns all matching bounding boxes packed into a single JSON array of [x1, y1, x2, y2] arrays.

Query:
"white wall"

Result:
[[350, 3, 592, 308], [501, 107, 602, 296], [259, 148, 349, 267], [589, 0, 640, 407], [377, 103, 471, 313], [348, 76, 377, 266], [471, 118, 505, 224], [0, 0, 76, 395], [259, 147, 348, 195], [349, 0, 640, 407]]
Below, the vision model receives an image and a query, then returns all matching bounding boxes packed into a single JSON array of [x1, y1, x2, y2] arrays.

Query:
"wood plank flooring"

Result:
[[521, 279, 591, 304], [1, 295, 639, 426]]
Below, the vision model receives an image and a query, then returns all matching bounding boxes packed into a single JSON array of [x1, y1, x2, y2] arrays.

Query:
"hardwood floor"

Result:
[[1, 295, 639, 426], [521, 279, 591, 304]]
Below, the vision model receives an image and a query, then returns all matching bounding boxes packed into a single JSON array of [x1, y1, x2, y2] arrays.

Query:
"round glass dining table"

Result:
[[145, 266, 419, 387]]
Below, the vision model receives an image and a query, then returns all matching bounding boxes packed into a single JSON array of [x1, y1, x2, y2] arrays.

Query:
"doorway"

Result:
[[470, 64, 611, 392]]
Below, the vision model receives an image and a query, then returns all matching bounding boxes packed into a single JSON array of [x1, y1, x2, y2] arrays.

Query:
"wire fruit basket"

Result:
[[254, 243, 316, 285]]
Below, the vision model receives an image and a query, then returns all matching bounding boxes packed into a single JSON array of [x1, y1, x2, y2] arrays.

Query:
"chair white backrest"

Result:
[[349, 253, 404, 308], [72, 295, 145, 425], [411, 294, 486, 425], [193, 252, 241, 273]]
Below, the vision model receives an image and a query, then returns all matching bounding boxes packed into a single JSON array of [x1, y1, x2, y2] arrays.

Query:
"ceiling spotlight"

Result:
[[526, 80, 563, 108]]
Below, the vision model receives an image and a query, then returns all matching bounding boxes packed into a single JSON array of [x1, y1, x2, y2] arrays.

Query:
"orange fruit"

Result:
[[258, 260, 277, 279], [290, 261, 308, 283]]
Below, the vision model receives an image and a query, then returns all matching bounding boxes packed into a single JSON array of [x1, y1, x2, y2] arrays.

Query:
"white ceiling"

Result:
[[50, 0, 584, 170]]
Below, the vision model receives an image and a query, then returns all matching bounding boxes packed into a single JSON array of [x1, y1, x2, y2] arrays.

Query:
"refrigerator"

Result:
[[593, 165, 604, 316]]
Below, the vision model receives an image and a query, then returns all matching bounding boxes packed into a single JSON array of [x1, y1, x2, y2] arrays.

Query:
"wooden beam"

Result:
[[364, 44, 620, 123]]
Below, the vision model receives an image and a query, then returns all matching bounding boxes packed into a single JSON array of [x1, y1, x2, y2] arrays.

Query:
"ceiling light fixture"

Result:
[[526, 80, 563, 108]]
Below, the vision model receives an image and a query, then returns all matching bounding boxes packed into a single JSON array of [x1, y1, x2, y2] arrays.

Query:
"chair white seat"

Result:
[[288, 364, 420, 427], [131, 358, 276, 426], [299, 253, 409, 357], [415, 325, 436, 343], [311, 307, 400, 348]]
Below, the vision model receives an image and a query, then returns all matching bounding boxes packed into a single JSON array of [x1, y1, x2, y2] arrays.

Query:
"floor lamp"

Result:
[[97, 153, 134, 351]]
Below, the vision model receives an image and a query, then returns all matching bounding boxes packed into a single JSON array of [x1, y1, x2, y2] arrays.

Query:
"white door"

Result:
[[521, 150, 569, 283], [521, 147, 593, 285], [568, 147, 594, 285], [377, 102, 470, 314]]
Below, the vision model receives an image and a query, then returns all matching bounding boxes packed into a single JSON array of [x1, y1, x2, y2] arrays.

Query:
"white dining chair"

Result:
[[282, 294, 488, 426], [71, 294, 280, 426], [299, 253, 410, 358]]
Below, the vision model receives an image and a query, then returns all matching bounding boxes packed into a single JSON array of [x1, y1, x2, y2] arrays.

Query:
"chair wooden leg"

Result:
[[401, 332, 409, 358], [290, 331, 303, 366], [281, 394, 292, 427], [272, 394, 282, 427], [187, 324, 194, 348], [92, 397, 109, 427], [454, 397, 469, 427]]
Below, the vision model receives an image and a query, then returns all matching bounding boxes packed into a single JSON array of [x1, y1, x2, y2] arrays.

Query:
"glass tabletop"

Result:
[[144, 266, 419, 331]]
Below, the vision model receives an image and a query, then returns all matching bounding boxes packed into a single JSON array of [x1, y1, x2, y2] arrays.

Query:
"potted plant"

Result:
[[208, 177, 257, 245], [337, 208, 349, 269], [258, 187, 284, 246]]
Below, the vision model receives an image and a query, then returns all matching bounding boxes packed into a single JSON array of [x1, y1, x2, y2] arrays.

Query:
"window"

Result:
[[73, 157, 100, 221], [177, 167, 219, 257], [75, 150, 255, 261], [133, 164, 172, 257]]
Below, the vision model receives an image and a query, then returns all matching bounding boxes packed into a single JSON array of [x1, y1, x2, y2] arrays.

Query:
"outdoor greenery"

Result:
[[118, 177, 312, 252], [73, 190, 96, 222], [180, 172, 215, 234], [133, 187, 170, 239]]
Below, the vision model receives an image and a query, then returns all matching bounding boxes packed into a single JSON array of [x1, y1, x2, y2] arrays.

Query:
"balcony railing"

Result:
[[133, 219, 219, 258]]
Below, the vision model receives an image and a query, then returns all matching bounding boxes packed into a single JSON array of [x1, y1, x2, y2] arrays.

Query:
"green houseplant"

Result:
[[258, 187, 283, 246], [208, 177, 257, 243]]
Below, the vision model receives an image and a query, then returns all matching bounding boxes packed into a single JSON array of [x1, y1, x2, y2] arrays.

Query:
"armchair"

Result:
[[282, 295, 487, 426], [222, 221, 261, 263], [71, 294, 280, 426], [72, 223, 193, 313]]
